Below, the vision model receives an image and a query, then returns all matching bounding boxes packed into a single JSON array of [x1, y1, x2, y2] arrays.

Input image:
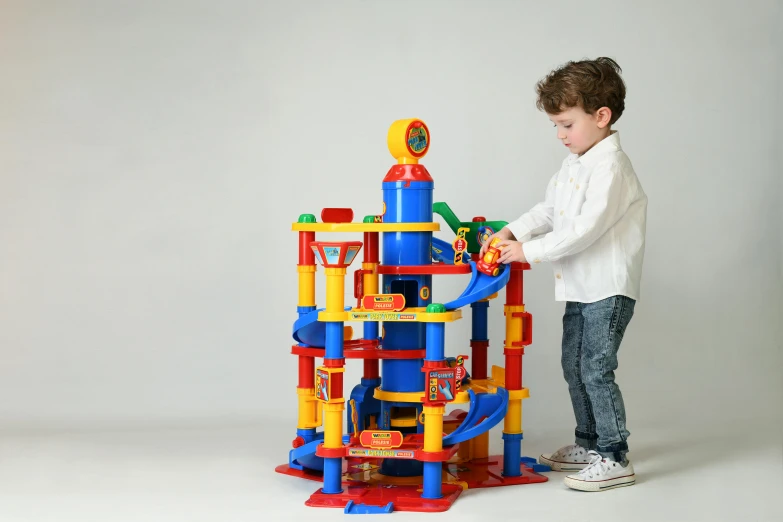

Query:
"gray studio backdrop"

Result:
[[1, 1, 780, 443]]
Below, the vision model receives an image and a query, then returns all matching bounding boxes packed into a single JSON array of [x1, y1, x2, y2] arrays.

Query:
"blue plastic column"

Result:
[[502, 432, 524, 477], [422, 461, 442, 499], [378, 180, 433, 478], [423, 320, 445, 499], [425, 322, 446, 362], [325, 322, 344, 360], [323, 321, 344, 494], [364, 321, 379, 343], [296, 306, 318, 448], [470, 300, 489, 342], [470, 299, 489, 380], [380, 180, 433, 394], [323, 458, 343, 494], [363, 320, 380, 389]]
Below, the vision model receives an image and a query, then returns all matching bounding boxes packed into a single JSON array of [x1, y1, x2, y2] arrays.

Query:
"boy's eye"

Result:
[[564, 125, 572, 129]]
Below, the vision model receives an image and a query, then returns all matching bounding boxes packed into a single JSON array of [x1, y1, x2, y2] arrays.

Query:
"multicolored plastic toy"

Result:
[[276, 119, 549, 514], [476, 237, 503, 277]]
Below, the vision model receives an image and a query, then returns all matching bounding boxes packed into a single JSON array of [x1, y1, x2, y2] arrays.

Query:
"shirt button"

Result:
[[560, 210, 565, 216], [534, 259, 541, 264], [556, 274, 562, 279], [569, 178, 574, 182], [576, 184, 580, 189]]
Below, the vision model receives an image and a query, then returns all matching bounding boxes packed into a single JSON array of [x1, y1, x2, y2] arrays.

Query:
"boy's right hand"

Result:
[[479, 227, 514, 257]]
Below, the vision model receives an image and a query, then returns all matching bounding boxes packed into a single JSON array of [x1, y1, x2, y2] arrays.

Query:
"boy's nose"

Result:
[[557, 130, 567, 140]]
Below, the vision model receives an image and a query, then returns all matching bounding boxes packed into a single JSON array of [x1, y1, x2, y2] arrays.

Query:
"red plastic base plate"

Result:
[[306, 483, 463, 513], [444, 455, 548, 489], [274, 464, 323, 482], [276, 454, 547, 512]]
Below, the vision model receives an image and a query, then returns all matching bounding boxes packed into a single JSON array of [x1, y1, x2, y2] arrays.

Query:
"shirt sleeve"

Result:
[[505, 171, 558, 243], [522, 161, 632, 263]]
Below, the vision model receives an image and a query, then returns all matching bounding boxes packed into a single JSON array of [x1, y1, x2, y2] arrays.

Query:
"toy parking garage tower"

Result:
[[276, 119, 549, 514]]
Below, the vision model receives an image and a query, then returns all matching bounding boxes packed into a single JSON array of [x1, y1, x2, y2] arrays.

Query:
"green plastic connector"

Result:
[[426, 303, 446, 313], [298, 214, 317, 223]]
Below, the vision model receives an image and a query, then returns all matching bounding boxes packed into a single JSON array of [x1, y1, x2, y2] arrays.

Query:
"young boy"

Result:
[[481, 57, 647, 492]]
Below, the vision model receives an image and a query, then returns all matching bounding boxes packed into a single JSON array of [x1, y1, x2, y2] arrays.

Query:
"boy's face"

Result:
[[548, 106, 611, 156]]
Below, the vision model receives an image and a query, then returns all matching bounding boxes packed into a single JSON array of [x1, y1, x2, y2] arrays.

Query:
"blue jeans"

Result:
[[562, 296, 635, 462]]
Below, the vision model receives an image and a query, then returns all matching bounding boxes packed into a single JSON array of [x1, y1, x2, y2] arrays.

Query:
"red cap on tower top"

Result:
[[383, 163, 433, 183]]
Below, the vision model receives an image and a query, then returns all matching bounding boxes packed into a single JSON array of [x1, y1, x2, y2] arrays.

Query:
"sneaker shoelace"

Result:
[[577, 451, 610, 479]]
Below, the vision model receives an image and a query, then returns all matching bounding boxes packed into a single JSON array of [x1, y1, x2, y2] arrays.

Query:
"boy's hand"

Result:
[[479, 227, 514, 257], [498, 241, 527, 264]]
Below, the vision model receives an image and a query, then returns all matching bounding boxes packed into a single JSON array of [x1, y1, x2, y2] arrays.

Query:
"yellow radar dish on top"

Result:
[[387, 118, 430, 164]]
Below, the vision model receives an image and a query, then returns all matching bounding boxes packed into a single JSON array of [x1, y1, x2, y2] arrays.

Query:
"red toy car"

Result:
[[476, 237, 502, 276]]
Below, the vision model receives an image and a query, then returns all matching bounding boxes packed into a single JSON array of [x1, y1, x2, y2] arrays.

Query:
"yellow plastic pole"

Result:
[[503, 304, 526, 437], [325, 267, 347, 312], [362, 262, 379, 296], [296, 243, 317, 429], [423, 405, 445, 452], [322, 267, 347, 449], [297, 265, 316, 307]]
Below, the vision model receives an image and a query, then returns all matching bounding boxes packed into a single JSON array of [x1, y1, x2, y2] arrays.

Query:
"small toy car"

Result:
[[476, 237, 502, 276]]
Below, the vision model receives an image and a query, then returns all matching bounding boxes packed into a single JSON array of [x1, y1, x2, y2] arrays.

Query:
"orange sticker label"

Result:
[[359, 430, 404, 449], [362, 294, 405, 311]]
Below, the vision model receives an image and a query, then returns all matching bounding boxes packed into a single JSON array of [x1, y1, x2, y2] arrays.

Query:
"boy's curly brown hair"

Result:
[[536, 57, 626, 124]]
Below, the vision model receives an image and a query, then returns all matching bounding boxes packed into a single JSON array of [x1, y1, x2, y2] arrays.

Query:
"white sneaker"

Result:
[[563, 450, 636, 492], [538, 444, 593, 472]]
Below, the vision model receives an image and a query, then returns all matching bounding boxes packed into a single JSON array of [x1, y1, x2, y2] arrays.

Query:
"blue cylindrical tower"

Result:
[[378, 119, 433, 477]]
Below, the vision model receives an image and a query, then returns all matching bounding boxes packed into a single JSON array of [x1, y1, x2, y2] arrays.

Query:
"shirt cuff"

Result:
[[505, 221, 531, 243], [522, 240, 546, 266]]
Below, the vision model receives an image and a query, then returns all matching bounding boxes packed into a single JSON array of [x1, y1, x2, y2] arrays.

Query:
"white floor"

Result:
[[0, 419, 781, 522]]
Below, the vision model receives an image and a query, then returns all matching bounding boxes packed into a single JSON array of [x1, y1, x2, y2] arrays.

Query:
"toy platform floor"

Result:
[[276, 451, 548, 512], [0, 420, 780, 521]]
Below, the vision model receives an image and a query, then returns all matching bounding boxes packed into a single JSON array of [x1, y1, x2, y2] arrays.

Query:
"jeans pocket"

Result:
[[612, 297, 635, 339]]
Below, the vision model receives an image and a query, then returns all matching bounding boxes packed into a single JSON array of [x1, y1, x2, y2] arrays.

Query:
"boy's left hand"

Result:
[[498, 241, 527, 264]]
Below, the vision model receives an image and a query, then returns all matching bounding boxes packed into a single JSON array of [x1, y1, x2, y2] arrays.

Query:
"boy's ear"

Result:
[[595, 107, 612, 128]]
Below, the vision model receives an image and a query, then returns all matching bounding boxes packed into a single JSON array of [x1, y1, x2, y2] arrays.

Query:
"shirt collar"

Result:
[[567, 131, 622, 168]]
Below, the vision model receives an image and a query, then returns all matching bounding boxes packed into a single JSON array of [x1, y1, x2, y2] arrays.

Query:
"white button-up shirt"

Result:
[[508, 132, 647, 303]]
